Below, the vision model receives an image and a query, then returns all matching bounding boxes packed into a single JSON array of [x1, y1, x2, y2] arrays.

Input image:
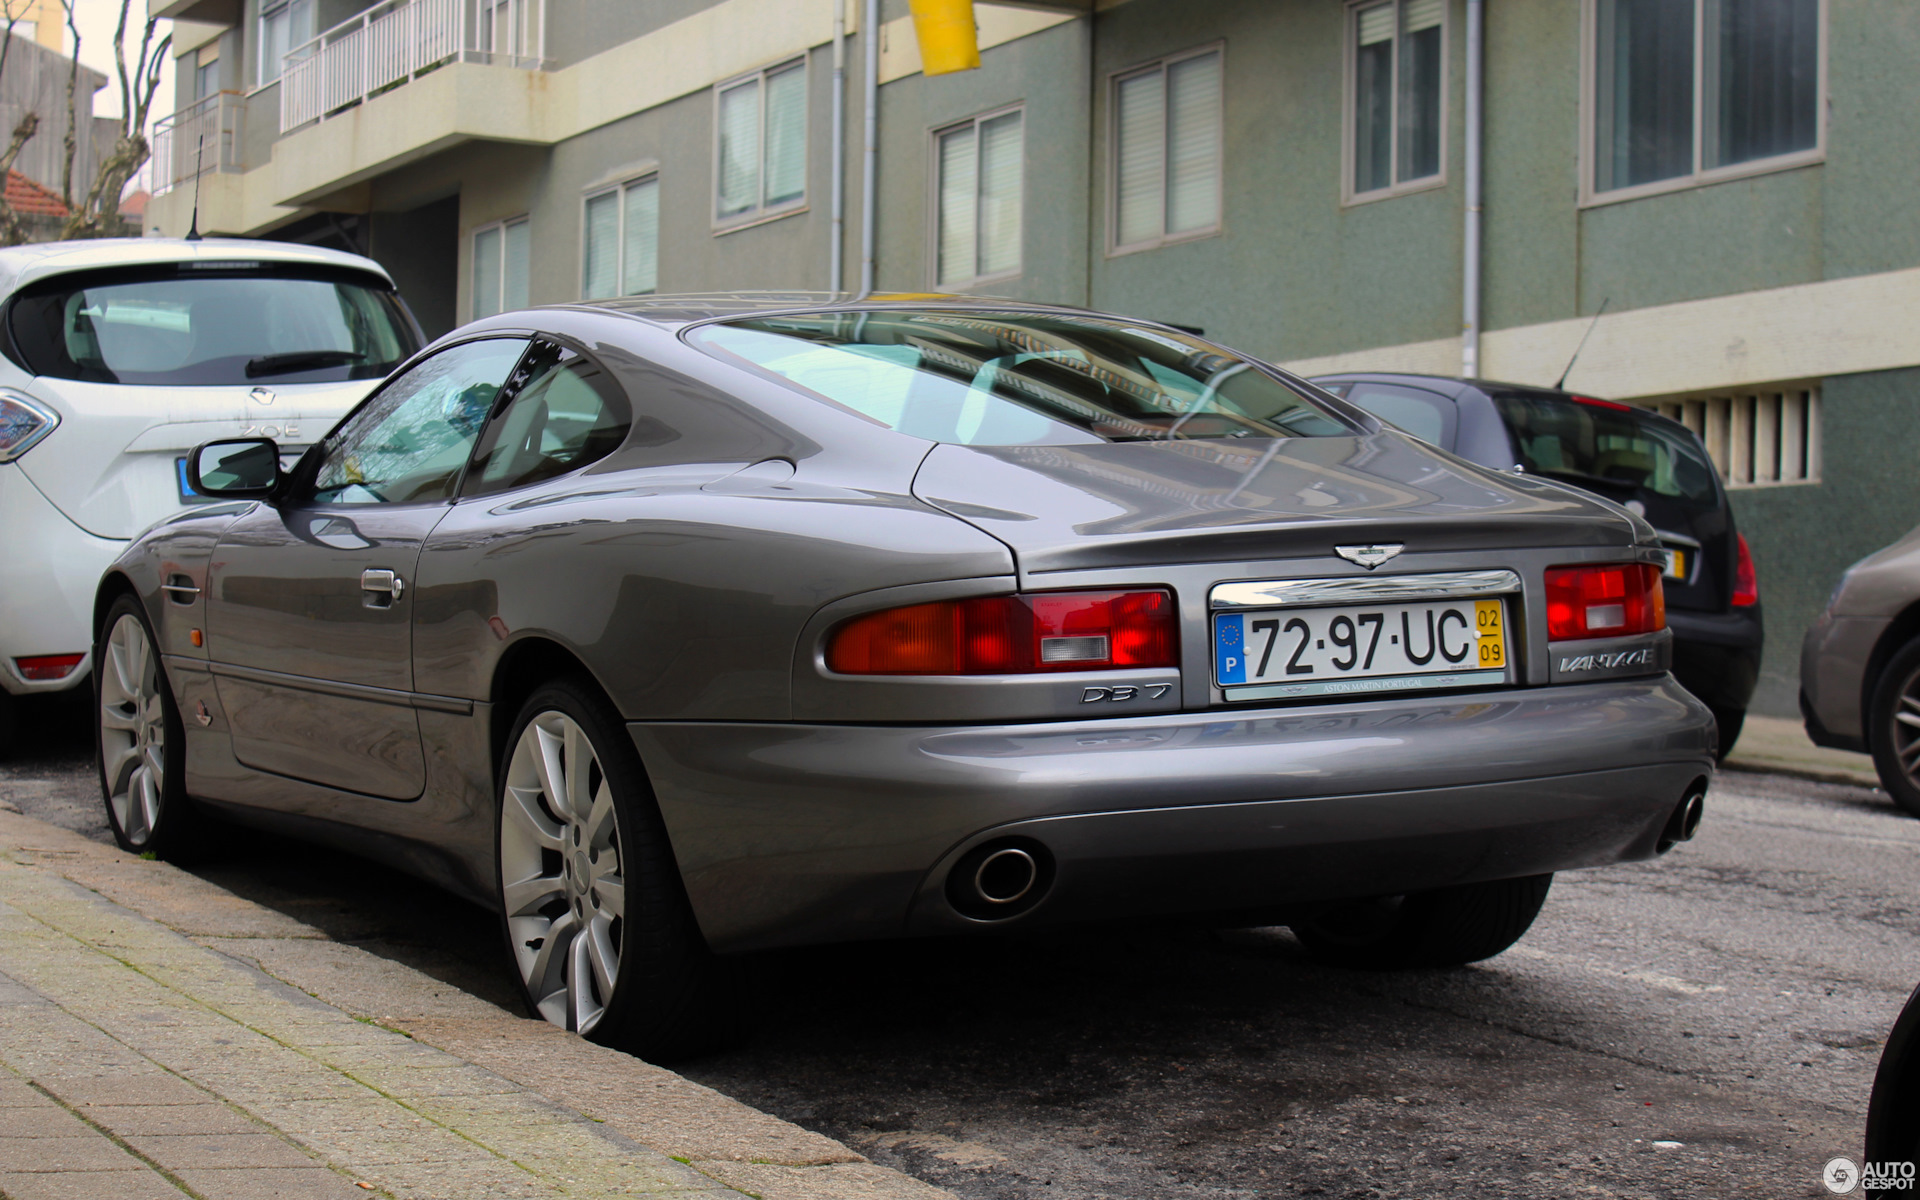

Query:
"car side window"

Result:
[[309, 338, 530, 505], [1340, 382, 1458, 449], [462, 341, 632, 498]]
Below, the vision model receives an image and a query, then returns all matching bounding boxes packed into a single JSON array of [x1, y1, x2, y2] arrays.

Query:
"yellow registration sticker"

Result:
[[1474, 600, 1507, 670], [1664, 549, 1687, 580]]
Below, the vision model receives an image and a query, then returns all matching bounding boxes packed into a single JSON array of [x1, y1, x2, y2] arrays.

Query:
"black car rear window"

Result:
[[1488, 389, 1718, 505], [689, 310, 1354, 445], [7, 264, 419, 386]]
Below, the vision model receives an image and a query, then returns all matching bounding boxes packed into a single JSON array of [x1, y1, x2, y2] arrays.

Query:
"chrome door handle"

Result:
[[360, 568, 405, 608]]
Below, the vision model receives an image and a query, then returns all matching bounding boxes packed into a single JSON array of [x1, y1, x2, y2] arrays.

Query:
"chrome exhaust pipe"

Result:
[[1658, 782, 1707, 853], [945, 838, 1054, 920]]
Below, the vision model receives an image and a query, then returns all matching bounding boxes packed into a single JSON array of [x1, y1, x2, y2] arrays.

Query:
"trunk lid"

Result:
[[911, 433, 1644, 573], [13, 377, 369, 540]]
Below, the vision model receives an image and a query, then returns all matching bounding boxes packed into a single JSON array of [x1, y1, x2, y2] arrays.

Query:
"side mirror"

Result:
[[187, 438, 282, 499]]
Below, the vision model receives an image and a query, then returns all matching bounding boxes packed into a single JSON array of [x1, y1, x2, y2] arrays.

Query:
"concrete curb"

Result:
[[0, 809, 954, 1200]]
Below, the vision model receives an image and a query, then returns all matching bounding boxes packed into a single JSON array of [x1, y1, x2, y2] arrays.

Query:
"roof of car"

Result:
[[559, 291, 1107, 327], [0, 237, 395, 296]]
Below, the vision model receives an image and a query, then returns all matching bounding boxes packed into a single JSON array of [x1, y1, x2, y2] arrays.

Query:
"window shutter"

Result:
[[1115, 69, 1166, 246], [582, 192, 618, 299], [472, 226, 501, 319], [622, 179, 659, 296], [716, 80, 760, 217], [1358, 3, 1395, 46], [763, 64, 807, 207], [1402, 0, 1443, 33], [976, 111, 1024, 278], [1166, 51, 1222, 235], [936, 125, 978, 286], [503, 219, 530, 309]]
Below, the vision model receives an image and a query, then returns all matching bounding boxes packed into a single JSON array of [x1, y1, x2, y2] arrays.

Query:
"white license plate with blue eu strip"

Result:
[[1214, 597, 1510, 702]]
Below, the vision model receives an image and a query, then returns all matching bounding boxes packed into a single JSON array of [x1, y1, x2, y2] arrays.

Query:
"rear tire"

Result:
[[1868, 638, 1920, 818], [1289, 874, 1553, 970], [1708, 705, 1745, 764], [95, 596, 202, 857], [495, 678, 731, 1061]]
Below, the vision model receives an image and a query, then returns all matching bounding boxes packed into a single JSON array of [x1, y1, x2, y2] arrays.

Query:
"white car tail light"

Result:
[[0, 389, 57, 461]]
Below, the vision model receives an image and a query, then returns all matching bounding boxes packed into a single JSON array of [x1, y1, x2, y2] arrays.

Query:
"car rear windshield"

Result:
[[688, 310, 1354, 445], [1489, 389, 1718, 506], [7, 265, 419, 386]]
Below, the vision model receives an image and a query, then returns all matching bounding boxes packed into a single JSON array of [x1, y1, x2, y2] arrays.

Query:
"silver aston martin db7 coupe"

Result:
[[94, 295, 1714, 1058]]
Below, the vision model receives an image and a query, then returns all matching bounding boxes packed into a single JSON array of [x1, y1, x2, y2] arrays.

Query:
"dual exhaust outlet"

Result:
[[1658, 779, 1708, 854]]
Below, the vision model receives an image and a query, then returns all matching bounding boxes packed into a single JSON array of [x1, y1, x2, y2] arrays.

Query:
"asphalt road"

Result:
[[3, 691, 1910, 1199]]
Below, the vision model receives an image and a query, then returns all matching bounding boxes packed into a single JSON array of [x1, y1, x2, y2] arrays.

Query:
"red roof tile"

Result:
[[5, 171, 67, 217], [119, 189, 149, 218]]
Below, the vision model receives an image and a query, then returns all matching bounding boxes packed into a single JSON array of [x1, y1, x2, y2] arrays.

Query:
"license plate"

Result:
[[1663, 548, 1687, 581], [1214, 597, 1511, 701]]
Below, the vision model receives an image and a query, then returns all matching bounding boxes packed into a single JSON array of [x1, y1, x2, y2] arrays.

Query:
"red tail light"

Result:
[[1732, 534, 1758, 607], [16, 653, 84, 681], [827, 590, 1178, 675], [1571, 394, 1633, 412], [1544, 564, 1665, 641]]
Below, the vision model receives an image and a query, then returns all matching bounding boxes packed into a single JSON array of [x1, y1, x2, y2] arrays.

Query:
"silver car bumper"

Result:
[[630, 676, 1715, 953]]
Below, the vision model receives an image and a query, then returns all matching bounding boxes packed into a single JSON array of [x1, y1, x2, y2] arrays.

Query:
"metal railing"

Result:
[[280, 0, 546, 133], [151, 91, 248, 196]]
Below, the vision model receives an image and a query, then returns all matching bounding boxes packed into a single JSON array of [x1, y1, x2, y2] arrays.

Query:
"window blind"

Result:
[[503, 219, 530, 310], [1704, 0, 1818, 169], [976, 111, 1023, 277], [936, 126, 977, 286], [622, 179, 659, 296], [763, 65, 807, 207], [1354, 4, 1394, 193], [1166, 51, 1222, 236], [472, 226, 501, 319], [582, 192, 618, 299], [716, 80, 759, 217], [1115, 69, 1166, 247]]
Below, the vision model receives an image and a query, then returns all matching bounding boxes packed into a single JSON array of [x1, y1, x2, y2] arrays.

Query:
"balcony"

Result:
[[150, 91, 247, 197], [280, 0, 546, 134]]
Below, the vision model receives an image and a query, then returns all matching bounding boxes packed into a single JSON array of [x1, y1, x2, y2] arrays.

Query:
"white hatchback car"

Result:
[[0, 238, 421, 750]]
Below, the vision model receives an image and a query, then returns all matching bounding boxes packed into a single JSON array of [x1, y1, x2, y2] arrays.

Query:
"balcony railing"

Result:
[[280, 0, 546, 134], [151, 91, 248, 196]]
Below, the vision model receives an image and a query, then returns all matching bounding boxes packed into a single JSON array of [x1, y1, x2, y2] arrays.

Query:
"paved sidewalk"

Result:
[[1723, 713, 1880, 789], [0, 809, 949, 1200]]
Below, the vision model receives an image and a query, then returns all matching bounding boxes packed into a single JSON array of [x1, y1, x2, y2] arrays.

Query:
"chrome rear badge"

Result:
[[249, 387, 275, 405], [1335, 543, 1404, 570]]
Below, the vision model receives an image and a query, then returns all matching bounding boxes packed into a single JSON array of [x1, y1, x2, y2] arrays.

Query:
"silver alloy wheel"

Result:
[[499, 711, 625, 1034], [1893, 666, 1920, 787], [99, 613, 166, 846]]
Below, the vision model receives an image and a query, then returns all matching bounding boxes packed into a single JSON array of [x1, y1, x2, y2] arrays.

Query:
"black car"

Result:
[[1311, 373, 1760, 756]]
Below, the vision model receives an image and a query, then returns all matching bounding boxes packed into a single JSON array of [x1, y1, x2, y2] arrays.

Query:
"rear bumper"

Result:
[[630, 675, 1715, 953], [0, 465, 122, 696], [1667, 605, 1763, 711]]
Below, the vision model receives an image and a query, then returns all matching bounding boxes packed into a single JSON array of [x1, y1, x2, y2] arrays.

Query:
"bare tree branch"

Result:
[[59, 0, 77, 210], [64, 0, 170, 240], [0, 3, 37, 246]]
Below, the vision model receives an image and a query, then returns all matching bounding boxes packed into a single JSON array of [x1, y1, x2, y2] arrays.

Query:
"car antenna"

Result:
[[184, 135, 205, 242], [1553, 297, 1609, 391]]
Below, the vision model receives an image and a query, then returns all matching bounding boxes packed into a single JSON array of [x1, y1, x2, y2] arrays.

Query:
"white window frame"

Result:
[[1341, 0, 1450, 206], [579, 174, 662, 300], [1578, 0, 1828, 208], [1107, 42, 1225, 257], [711, 57, 809, 232], [470, 215, 529, 322], [254, 0, 313, 90], [928, 104, 1026, 291]]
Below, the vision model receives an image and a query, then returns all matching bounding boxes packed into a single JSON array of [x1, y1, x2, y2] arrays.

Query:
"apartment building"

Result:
[[144, 0, 1913, 716]]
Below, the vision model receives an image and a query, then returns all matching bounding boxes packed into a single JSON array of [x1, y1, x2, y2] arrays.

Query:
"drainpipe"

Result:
[[830, 0, 846, 293], [1461, 0, 1484, 378], [861, 0, 879, 296]]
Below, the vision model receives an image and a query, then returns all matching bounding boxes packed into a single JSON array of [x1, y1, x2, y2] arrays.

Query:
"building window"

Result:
[[257, 0, 313, 88], [472, 217, 530, 320], [1589, 0, 1822, 201], [933, 108, 1023, 288], [582, 176, 660, 300], [1111, 45, 1222, 253], [1348, 0, 1445, 199], [1647, 386, 1821, 487], [714, 59, 806, 226]]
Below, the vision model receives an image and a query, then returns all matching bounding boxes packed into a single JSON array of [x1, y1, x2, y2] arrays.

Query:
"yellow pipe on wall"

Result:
[[909, 0, 980, 75]]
